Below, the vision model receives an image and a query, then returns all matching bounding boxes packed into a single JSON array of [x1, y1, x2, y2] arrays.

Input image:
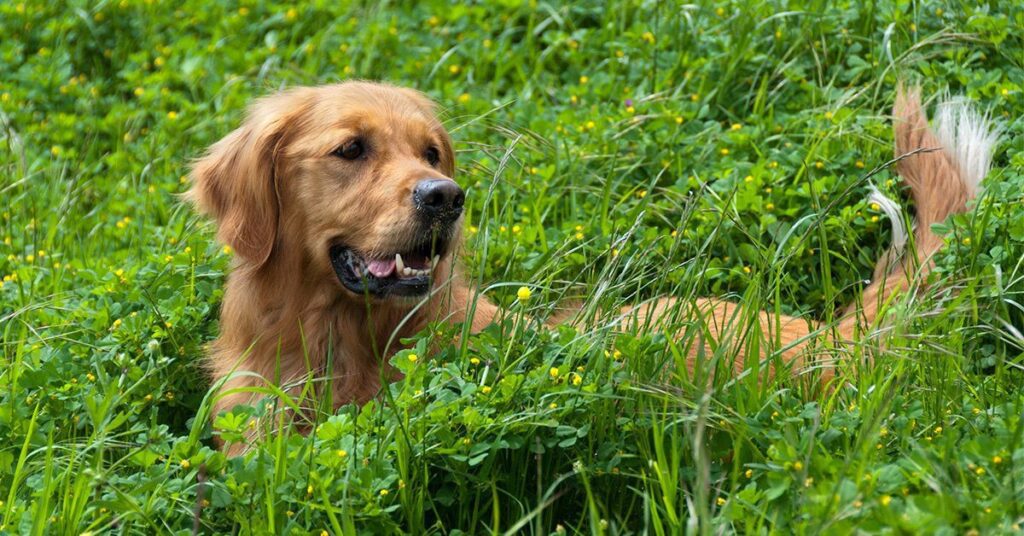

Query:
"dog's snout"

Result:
[[414, 179, 464, 222]]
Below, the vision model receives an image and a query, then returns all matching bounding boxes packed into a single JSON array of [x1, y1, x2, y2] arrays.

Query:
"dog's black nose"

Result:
[[414, 179, 464, 222]]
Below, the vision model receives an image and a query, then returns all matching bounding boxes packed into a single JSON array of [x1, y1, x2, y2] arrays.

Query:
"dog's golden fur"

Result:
[[190, 82, 989, 454]]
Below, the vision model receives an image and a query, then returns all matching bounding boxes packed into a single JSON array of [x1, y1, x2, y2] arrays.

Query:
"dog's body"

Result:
[[190, 82, 996, 454]]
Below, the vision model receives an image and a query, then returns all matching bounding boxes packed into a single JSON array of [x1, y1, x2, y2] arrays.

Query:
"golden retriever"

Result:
[[189, 82, 996, 454]]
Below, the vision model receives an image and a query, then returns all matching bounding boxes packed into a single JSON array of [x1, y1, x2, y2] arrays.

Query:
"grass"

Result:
[[1, 0, 1023, 533]]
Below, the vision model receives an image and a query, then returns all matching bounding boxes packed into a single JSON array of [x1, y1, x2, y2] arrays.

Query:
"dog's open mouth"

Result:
[[330, 241, 448, 298]]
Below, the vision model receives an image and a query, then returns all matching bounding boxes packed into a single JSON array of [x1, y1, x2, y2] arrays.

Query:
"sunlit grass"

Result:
[[1, 0, 1022, 533]]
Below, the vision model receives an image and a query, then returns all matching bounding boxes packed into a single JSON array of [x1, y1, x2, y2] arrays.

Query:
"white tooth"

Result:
[[404, 267, 413, 276], [395, 253, 405, 273]]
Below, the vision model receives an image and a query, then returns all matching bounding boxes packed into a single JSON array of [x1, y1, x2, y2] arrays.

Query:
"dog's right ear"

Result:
[[188, 90, 309, 267]]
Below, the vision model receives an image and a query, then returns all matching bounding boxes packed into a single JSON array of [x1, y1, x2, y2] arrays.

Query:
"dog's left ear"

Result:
[[188, 90, 310, 266]]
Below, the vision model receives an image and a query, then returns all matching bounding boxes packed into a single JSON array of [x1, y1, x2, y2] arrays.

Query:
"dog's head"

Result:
[[189, 82, 462, 300]]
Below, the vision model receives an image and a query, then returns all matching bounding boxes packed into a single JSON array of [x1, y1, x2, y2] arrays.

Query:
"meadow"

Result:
[[1, 0, 1023, 533]]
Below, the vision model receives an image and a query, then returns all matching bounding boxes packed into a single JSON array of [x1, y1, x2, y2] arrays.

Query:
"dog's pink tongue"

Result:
[[366, 259, 395, 278]]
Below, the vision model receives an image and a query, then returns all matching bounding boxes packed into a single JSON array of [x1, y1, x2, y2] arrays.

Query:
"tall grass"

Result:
[[1, 0, 1022, 533]]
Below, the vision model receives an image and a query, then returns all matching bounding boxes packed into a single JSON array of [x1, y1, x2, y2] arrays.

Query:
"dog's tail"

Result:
[[839, 86, 999, 334]]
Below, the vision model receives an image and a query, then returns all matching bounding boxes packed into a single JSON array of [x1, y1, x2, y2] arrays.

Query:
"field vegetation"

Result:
[[1, 1, 1023, 533]]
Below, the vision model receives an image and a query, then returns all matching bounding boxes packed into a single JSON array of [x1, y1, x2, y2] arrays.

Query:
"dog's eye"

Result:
[[334, 140, 365, 160], [425, 147, 440, 167]]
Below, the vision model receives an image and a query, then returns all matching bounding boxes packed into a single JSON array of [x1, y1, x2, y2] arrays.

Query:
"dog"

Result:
[[189, 82, 996, 454]]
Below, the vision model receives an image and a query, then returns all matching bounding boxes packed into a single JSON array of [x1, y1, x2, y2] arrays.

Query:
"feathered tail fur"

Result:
[[601, 86, 998, 382], [840, 86, 998, 335]]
